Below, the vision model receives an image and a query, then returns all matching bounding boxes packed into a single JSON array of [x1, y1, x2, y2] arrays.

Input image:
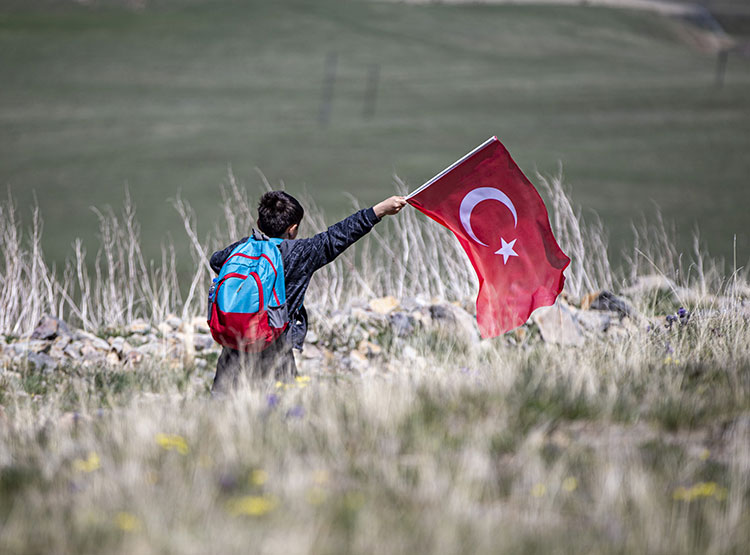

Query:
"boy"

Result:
[[209, 191, 406, 392]]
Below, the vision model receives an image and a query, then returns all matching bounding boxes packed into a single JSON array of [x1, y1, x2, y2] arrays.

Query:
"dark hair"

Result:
[[257, 191, 304, 238]]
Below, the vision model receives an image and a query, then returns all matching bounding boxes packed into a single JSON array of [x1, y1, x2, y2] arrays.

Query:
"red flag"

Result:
[[407, 137, 570, 338]]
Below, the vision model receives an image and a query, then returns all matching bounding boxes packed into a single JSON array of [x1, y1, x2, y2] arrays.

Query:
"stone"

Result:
[[193, 333, 214, 352], [429, 302, 480, 344], [513, 327, 527, 342], [190, 316, 210, 334], [389, 312, 415, 337], [10, 340, 50, 355], [138, 342, 165, 356], [80, 343, 105, 362], [157, 322, 172, 336], [128, 319, 151, 334], [581, 290, 634, 318], [165, 315, 182, 331], [105, 351, 120, 366], [402, 345, 419, 361], [348, 349, 369, 371], [127, 333, 148, 346], [369, 296, 399, 315], [194, 358, 208, 370], [575, 310, 617, 333], [125, 350, 144, 366], [108, 337, 133, 356], [532, 302, 584, 346], [74, 331, 110, 351], [53, 335, 71, 350], [49, 345, 66, 359], [305, 330, 319, 344], [357, 340, 382, 358], [301, 344, 324, 360], [64, 342, 82, 360], [30, 314, 71, 340], [25, 352, 58, 372]]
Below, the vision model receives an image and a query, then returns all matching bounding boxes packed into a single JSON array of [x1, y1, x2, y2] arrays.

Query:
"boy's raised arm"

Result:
[[294, 196, 406, 272], [373, 196, 407, 218]]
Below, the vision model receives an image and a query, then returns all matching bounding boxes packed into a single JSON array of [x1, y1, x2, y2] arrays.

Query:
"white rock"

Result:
[[190, 316, 210, 334], [429, 302, 480, 345], [128, 319, 151, 334], [80, 344, 105, 361], [64, 342, 82, 360], [75, 331, 110, 351], [193, 333, 214, 351], [402, 345, 419, 361], [10, 340, 50, 355], [532, 302, 584, 346], [108, 337, 133, 356], [369, 296, 399, 315]]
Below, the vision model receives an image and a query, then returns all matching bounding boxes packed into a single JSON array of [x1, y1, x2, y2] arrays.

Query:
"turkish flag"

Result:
[[407, 137, 570, 338]]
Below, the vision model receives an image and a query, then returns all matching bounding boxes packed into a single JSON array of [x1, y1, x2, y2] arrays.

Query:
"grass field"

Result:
[[1, 0, 749, 270], [1, 163, 749, 553]]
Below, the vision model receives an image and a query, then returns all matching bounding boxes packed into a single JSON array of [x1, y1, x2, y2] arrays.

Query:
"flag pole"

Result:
[[405, 136, 497, 201]]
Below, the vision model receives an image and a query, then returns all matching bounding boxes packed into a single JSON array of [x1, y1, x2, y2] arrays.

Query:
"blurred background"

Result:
[[1, 0, 749, 273]]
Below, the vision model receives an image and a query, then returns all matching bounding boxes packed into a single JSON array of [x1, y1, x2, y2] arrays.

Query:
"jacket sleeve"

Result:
[[297, 208, 381, 272], [210, 237, 248, 275]]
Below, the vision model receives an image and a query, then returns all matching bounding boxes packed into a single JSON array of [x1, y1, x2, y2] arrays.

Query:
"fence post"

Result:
[[715, 48, 728, 88], [318, 52, 338, 126], [363, 63, 380, 119]]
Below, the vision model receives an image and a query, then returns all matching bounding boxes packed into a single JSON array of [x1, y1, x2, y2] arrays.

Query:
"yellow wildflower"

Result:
[[115, 512, 142, 532], [226, 495, 277, 517], [73, 452, 101, 473], [673, 482, 728, 502], [699, 449, 710, 461], [672, 486, 689, 501], [155, 433, 189, 455], [531, 483, 546, 498], [562, 477, 578, 492], [250, 469, 268, 486]]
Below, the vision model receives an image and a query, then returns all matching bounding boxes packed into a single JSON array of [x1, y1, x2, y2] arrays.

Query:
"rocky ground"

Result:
[[3, 274, 744, 379]]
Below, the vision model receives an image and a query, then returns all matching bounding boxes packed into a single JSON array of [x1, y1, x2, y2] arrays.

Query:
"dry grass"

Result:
[[0, 175, 749, 554]]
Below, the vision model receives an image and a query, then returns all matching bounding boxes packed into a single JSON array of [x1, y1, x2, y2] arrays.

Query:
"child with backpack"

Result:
[[208, 191, 406, 393]]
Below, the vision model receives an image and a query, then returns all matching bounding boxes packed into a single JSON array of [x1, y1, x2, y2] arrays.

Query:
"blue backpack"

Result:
[[207, 233, 288, 351]]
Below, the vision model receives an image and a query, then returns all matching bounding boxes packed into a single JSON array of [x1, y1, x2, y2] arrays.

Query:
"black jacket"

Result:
[[210, 207, 381, 349]]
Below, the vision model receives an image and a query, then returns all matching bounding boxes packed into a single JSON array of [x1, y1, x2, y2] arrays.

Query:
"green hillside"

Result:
[[1, 0, 749, 267]]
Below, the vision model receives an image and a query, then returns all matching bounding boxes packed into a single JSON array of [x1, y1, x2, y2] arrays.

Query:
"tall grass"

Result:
[[3, 170, 743, 337], [1, 174, 749, 554]]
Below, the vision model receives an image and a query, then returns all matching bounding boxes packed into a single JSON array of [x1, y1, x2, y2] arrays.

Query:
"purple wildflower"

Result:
[[286, 405, 305, 419], [266, 393, 280, 408], [219, 473, 238, 492]]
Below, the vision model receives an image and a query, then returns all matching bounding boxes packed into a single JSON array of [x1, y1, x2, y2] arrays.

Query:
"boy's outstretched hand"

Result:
[[373, 196, 407, 218]]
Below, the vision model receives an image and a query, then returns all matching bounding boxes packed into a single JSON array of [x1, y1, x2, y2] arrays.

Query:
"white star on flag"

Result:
[[494, 237, 518, 264]]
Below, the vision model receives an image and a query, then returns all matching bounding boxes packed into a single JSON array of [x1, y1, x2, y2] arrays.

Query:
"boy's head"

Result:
[[257, 191, 304, 239]]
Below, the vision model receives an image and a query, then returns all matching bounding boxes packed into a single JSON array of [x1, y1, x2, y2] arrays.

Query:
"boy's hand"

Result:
[[373, 196, 407, 218]]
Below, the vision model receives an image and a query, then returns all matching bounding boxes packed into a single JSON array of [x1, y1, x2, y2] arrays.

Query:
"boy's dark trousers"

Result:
[[212, 338, 297, 394]]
